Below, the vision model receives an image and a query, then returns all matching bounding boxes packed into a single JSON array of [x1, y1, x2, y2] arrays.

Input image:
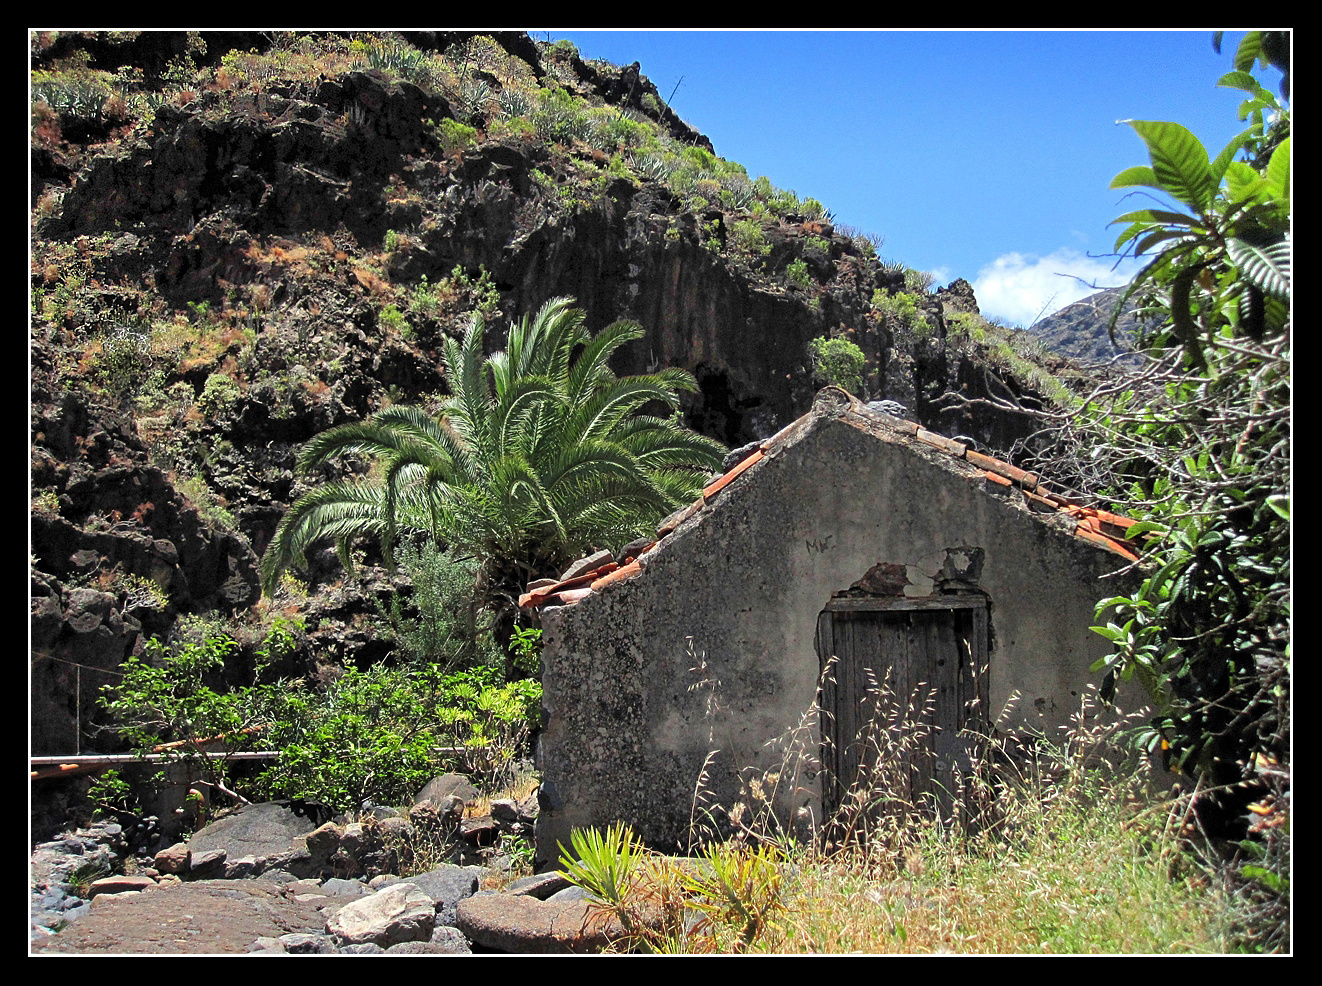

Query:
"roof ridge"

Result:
[[519, 392, 1146, 609]]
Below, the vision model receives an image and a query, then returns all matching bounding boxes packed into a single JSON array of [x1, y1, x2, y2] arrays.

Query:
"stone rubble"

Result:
[[30, 774, 627, 954]]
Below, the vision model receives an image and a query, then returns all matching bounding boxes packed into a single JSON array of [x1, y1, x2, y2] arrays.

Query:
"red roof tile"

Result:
[[521, 395, 1146, 607], [702, 448, 764, 501]]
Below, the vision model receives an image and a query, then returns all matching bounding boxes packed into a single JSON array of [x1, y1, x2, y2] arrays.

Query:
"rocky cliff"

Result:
[[30, 31, 1077, 770]]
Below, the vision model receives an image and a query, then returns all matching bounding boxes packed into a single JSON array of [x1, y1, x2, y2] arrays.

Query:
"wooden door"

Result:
[[816, 597, 989, 836]]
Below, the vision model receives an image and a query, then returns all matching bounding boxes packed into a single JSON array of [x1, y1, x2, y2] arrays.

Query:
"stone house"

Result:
[[522, 388, 1144, 869]]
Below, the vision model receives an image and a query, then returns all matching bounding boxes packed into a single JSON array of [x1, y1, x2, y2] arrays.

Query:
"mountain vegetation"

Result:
[[29, 29, 1287, 952]]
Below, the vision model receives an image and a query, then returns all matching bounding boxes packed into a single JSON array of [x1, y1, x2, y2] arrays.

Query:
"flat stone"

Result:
[[505, 871, 573, 900], [188, 802, 322, 862], [377, 864, 482, 926], [412, 774, 479, 810], [454, 893, 626, 954], [88, 875, 156, 898], [279, 932, 338, 954], [188, 848, 227, 878], [154, 842, 190, 875], [559, 549, 614, 581]]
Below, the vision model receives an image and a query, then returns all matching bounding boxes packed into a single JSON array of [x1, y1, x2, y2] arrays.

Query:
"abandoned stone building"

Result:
[[522, 388, 1145, 869]]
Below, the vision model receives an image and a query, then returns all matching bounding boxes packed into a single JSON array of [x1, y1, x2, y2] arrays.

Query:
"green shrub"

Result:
[[872, 290, 931, 335], [785, 258, 812, 290], [809, 337, 866, 395], [97, 626, 543, 815], [176, 474, 236, 529], [382, 540, 502, 673], [90, 324, 153, 397], [197, 372, 241, 417], [731, 219, 771, 259], [547, 39, 579, 61], [903, 268, 935, 292], [379, 304, 411, 337], [437, 118, 477, 156]]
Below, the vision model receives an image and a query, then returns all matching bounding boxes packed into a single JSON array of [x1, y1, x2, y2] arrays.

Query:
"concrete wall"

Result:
[[535, 402, 1138, 869]]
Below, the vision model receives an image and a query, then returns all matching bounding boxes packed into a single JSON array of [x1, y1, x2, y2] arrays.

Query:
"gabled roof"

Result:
[[520, 389, 1142, 610]]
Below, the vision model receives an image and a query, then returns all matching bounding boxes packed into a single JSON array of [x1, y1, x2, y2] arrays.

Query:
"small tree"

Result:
[[261, 297, 727, 646], [808, 336, 866, 396]]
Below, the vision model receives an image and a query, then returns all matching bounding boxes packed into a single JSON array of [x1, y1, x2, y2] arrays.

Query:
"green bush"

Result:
[[903, 268, 935, 292], [785, 258, 812, 290], [197, 372, 241, 417], [97, 626, 544, 815], [731, 219, 771, 259], [809, 337, 866, 395], [437, 118, 477, 156], [872, 290, 931, 335], [379, 304, 411, 337], [382, 540, 503, 673]]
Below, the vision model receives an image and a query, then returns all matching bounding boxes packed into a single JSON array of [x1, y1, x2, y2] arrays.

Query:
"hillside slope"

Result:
[[1028, 284, 1150, 363], [29, 31, 1085, 795]]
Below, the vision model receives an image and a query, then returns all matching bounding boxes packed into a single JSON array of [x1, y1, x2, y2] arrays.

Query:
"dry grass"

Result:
[[734, 684, 1236, 954], [578, 669, 1241, 954]]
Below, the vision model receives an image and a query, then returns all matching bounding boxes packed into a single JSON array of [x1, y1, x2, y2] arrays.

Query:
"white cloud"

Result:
[[971, 249, 1139, 327]]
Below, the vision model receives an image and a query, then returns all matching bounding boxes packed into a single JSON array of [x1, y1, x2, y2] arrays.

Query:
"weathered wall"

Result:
[[535, 398, 1139, 868]]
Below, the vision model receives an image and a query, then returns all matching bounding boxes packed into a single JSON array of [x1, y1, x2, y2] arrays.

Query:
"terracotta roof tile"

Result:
[[1075, 523, 1141, 561], [916, 428, 966, 457], [590, 560, 643, 591], [966, 449, 1039, 490], [702, 448, 764, 501], [521, 398, 1147, 606]]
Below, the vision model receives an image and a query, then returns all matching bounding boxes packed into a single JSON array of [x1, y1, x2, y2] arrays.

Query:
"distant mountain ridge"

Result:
[[1030, 285, 1151, 364]]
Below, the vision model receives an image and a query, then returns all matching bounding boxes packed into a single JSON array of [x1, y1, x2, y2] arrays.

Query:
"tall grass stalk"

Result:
[[561, 671, 1238, 953]]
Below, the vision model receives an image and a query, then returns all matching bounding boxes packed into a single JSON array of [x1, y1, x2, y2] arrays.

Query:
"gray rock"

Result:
[[866, 399, 908, 418], [413, 773, 478, 808], [721, 440, 764, 472], [321, 878, 371, 897], [304, 821, 341, 862], [386, 935, 471, 954], [223, 855, 261, 879], [338, 942, 385, 954], [326, 882, 436, 948], [188, 803, 321, 863], [428, 925, 473, 952], [279, 932, 339, 954], [559, 548, 615, 581], [505, 871, 573, 900], [377, 864, 482, 926], [188, 848, 227, 878], [546, 884, 592, 903]]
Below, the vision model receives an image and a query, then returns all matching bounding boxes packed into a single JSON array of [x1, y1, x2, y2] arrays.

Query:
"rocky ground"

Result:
[[30, 775, 626, 955]]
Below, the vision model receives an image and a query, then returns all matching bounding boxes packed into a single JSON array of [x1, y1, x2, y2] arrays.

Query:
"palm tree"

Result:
[[260, 296, 726, 623]]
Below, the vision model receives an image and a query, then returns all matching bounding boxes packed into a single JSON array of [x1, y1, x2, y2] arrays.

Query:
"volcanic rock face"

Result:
[[30, 31, 1061, 788]]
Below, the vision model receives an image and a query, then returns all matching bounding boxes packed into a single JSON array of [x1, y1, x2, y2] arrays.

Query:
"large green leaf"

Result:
[[1121, 120, 1217, 213], [1266, 136, 1290, 206], [1227, 234, 1291, 301]]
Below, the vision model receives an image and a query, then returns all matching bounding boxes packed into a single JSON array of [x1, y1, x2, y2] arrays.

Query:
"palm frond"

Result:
[[259, 296, 729, 600]]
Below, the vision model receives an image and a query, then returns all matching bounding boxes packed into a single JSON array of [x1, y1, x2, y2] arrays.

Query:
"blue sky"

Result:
[[546, 29, 1286, 327]]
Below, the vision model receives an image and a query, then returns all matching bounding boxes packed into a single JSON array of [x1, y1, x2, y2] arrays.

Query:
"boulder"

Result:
[[413, 773, 478, 808], [153, 842, 190, 875], [454, 893, 628, 954], [87, 874, 157, 898], [377, 864, 482, 927], [326, 882, 436, 948], [187, 802, 320, 863]]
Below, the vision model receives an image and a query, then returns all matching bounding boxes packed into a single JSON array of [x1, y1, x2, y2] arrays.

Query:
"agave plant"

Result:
[[260, 297, 725, 620]]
